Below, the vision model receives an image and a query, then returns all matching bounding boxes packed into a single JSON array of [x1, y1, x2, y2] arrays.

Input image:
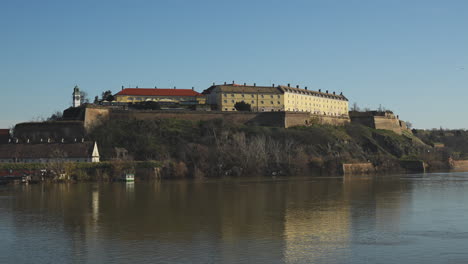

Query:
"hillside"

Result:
[[88, 118, 444, 177]]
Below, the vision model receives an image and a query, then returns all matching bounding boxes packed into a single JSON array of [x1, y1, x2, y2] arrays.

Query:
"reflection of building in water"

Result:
[[219, 182, 287, 263], [283, 180, 351, 263], [343, 176, 407, 246]]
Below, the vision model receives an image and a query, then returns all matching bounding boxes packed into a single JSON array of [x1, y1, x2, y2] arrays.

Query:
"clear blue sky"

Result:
[[1, 0, 467, 129]]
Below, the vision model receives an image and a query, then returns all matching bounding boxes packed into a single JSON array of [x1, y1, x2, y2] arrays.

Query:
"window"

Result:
[[224, 94, 227, 97], [224, 108, 228, 111], [270, 95, 273, 98], [231, 94, 234, 97], [224, 100, 227, 103], [251, 100, 255, 104], [251, 94, 254, 98], [277, 95, 280, 98], [277, 101, 280, 104], [270, 101, 273, 104], [261, 95, 264, 98], [241, 94, 245, 97], [231, 100, 235, 103], [260, 101, 264, 104]]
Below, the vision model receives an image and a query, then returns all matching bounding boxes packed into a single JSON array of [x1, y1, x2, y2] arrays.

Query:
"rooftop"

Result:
[[202, 83, 348, 100], [115, 88, 202, 97]]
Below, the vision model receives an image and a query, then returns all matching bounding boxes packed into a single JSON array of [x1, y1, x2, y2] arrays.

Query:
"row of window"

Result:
[[223, 93, 281, 99], [285, 95, 346, 104], [224, 100, 281, 105]]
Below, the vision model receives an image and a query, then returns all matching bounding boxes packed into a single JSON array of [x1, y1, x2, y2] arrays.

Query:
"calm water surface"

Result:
[[1, 172, 468, 264]]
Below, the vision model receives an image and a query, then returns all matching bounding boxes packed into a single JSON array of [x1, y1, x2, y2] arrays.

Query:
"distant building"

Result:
[[0, 141, 100, 163], [73, 86, 81, 107], [114, 88, 206, 106], [202, 83, 349, 116]]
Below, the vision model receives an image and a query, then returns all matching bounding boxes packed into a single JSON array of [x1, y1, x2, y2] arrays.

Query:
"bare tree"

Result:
[[80, 91, 89, 104], [351, 102, 360, 112]]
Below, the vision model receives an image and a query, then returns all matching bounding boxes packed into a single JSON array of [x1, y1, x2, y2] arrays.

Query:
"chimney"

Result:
[[224, 82, 227, 85], [287, 83, 290, 87], [154, 86, 157, 89], [121, 85, 124, 90], [333, 91, 335, 95], [192, 87, 194, 91], [305, 87, 308, 90], [174, 86, 176, 89], [232, 80, 235, 84], [244, 83, 246, 86], [340, 92, 343, 95], [326, 90, 328, 93], [212, 82, 215, 86], [136, 86, 138, 88], [254, 83, 256, 87], [272, 84, 275, 87], [319, 89, 321, 92], [296, 85, 299, 88]]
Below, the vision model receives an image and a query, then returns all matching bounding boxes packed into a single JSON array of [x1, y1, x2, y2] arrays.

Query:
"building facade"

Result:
[[203, 83, 284, 112], [114, 88, 206, 106], [0, 141, 100, 163], [202, 83, 349, 117]]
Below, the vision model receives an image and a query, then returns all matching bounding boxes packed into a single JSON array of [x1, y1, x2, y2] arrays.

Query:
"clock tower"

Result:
[[73, 85, 81, 107]]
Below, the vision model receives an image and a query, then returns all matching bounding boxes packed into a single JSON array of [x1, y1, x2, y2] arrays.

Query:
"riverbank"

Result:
[[1, 119, 458, 182]]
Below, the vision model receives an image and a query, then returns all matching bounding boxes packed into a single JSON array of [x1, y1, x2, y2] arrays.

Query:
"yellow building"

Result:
[[114, 88, 206, 105], [203, 83, 283, 112], [202, 83, 348, 117]]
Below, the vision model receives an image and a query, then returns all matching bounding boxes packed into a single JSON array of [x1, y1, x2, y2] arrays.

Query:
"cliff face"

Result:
[[88, 118, 443, 177]]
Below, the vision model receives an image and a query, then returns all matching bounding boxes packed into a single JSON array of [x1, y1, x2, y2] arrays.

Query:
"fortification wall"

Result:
[[373, 116, 402, 134], [450, 160, 468, 171], [284, 113, 349, 128], [84, 108, 110, 131], [13, 121, 86, 142], [342, 163, 375, 175], [349, 116, 375, 128], [75, 105, 350, 129]]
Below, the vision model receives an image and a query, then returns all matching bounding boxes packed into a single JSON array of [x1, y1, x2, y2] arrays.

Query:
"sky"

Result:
[[1, 0, 467, 129]]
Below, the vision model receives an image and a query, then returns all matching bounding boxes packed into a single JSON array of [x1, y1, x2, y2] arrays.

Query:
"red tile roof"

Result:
[[115, 88, 202, 97]]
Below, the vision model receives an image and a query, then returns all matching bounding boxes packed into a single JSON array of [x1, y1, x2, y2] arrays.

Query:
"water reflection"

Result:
[[1, 173, 468, 263]]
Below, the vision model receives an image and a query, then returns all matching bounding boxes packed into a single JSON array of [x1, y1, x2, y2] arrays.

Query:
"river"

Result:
[[1, 172, 468, 263]]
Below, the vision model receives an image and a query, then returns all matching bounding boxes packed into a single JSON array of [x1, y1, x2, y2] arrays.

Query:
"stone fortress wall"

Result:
[[349, 111, 411, 135]]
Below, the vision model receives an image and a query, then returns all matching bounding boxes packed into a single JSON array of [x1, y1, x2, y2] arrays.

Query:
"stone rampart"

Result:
[[373, 116, 402, 134], [13, 121, 86, 142], [450, 160, 468, 171], [84, 107, 110, 131], [86, 108, 350, 128], [350, 111, 407, 135], [342, 163, 375, 175]]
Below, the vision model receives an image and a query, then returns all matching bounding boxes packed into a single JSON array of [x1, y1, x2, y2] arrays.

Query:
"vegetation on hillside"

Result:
[[88, 118, 447, 178]]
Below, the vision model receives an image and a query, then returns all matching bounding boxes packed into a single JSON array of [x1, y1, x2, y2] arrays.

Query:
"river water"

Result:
[[1, 172, 468, 263]]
